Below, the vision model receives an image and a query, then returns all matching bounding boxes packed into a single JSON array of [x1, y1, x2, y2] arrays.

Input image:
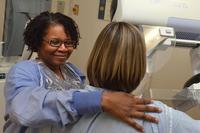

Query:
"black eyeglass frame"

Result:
[[43, 38, 78, 49]]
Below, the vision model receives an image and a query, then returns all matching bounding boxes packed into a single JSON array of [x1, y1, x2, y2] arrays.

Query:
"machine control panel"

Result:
[[0, 66, 11, 80], [0, 73, 6, 79]]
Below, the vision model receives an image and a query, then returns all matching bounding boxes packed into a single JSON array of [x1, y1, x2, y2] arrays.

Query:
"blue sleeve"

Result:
[[73, 90, 103, 115], [4, 61, 103, 128]]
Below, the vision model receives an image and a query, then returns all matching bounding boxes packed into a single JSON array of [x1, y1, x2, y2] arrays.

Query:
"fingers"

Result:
[[101, 91, 160, 132], [134, 105, 162, 113], [131, 112, 159, 123], [134, 97, 152, 104], [132, 96, 162, 113], [124, 118, 144, 133]]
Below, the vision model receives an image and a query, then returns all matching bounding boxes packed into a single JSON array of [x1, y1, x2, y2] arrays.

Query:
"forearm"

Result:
[[8, 88, 103, 127], [5, 62, 104, 127], [8, 88, 75, 127]]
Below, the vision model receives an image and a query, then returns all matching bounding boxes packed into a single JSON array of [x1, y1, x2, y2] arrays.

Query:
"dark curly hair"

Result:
[[24, 11, 80, 52]]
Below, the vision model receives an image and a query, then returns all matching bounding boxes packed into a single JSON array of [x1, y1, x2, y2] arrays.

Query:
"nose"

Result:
[[57, 43, 72, 51]]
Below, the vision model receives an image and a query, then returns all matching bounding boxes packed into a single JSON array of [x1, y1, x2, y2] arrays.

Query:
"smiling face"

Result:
[[38, 24, 74, 70]]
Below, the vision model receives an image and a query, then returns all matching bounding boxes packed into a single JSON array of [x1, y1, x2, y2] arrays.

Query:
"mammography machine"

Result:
[[112, 0, 200, 112]]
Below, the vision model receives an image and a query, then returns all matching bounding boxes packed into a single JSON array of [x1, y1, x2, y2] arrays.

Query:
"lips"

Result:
[[54, 54, 66, 57], [54, 55, 67, 59], [53, 52, 72, 60], [53, 53, 71, 60]]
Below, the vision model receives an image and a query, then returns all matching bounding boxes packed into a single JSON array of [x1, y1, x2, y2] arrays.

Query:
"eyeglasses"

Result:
[[43, 38, 78, 49]]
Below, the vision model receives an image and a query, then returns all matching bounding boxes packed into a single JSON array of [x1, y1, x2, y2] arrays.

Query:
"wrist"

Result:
[[73, 90, 103, 115], [101, 91, 113, 112]]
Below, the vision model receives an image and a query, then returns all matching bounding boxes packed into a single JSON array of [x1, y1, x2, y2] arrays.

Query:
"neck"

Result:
[[37, 58, 64, 80], [49, 65, 64, 80]]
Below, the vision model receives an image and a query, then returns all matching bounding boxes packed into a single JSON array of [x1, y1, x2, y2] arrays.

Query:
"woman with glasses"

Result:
[[3, 11, 161, 133]]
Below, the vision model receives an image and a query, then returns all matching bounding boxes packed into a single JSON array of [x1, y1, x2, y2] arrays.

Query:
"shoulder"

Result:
[[8, 60, 40, 76], [151, 101, 167, 109], [147, 101, 200, 133], [71, 112, 142, 133], [144, 101, 172, 133], [5, 60, 42, 89], [71, 102, 170, 133], [14, 60, 38, 68], [149, 101, 172, 118], [11, 60, 38, 70]]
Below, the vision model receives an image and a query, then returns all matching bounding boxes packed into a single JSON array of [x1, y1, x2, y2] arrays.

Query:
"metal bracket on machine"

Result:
[[143, 26, 200, 112], [148, 87, 200, 112]]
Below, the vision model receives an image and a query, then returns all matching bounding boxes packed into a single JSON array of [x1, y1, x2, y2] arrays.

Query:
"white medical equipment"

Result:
[[112, 0, 200, 46], [112, 0, 200, 111]]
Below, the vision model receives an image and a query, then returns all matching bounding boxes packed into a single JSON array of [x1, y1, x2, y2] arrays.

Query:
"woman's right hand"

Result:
[[101, 91, 162, 132]]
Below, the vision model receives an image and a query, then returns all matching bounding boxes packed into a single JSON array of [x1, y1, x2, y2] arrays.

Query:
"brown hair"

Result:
[[87, 22, 146, 93]]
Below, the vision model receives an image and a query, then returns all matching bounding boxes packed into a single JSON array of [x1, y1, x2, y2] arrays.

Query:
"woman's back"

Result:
[[70, 101, 200, 133]]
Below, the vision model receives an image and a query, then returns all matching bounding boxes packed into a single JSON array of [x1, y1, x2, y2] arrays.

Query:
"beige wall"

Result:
[[150, 47, 192, 90], [0, 80, 5, 131], [68, 0, 109, 74]]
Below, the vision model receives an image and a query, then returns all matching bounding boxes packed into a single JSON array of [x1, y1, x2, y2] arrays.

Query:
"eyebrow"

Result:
[[47, 38, 72, 41]]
